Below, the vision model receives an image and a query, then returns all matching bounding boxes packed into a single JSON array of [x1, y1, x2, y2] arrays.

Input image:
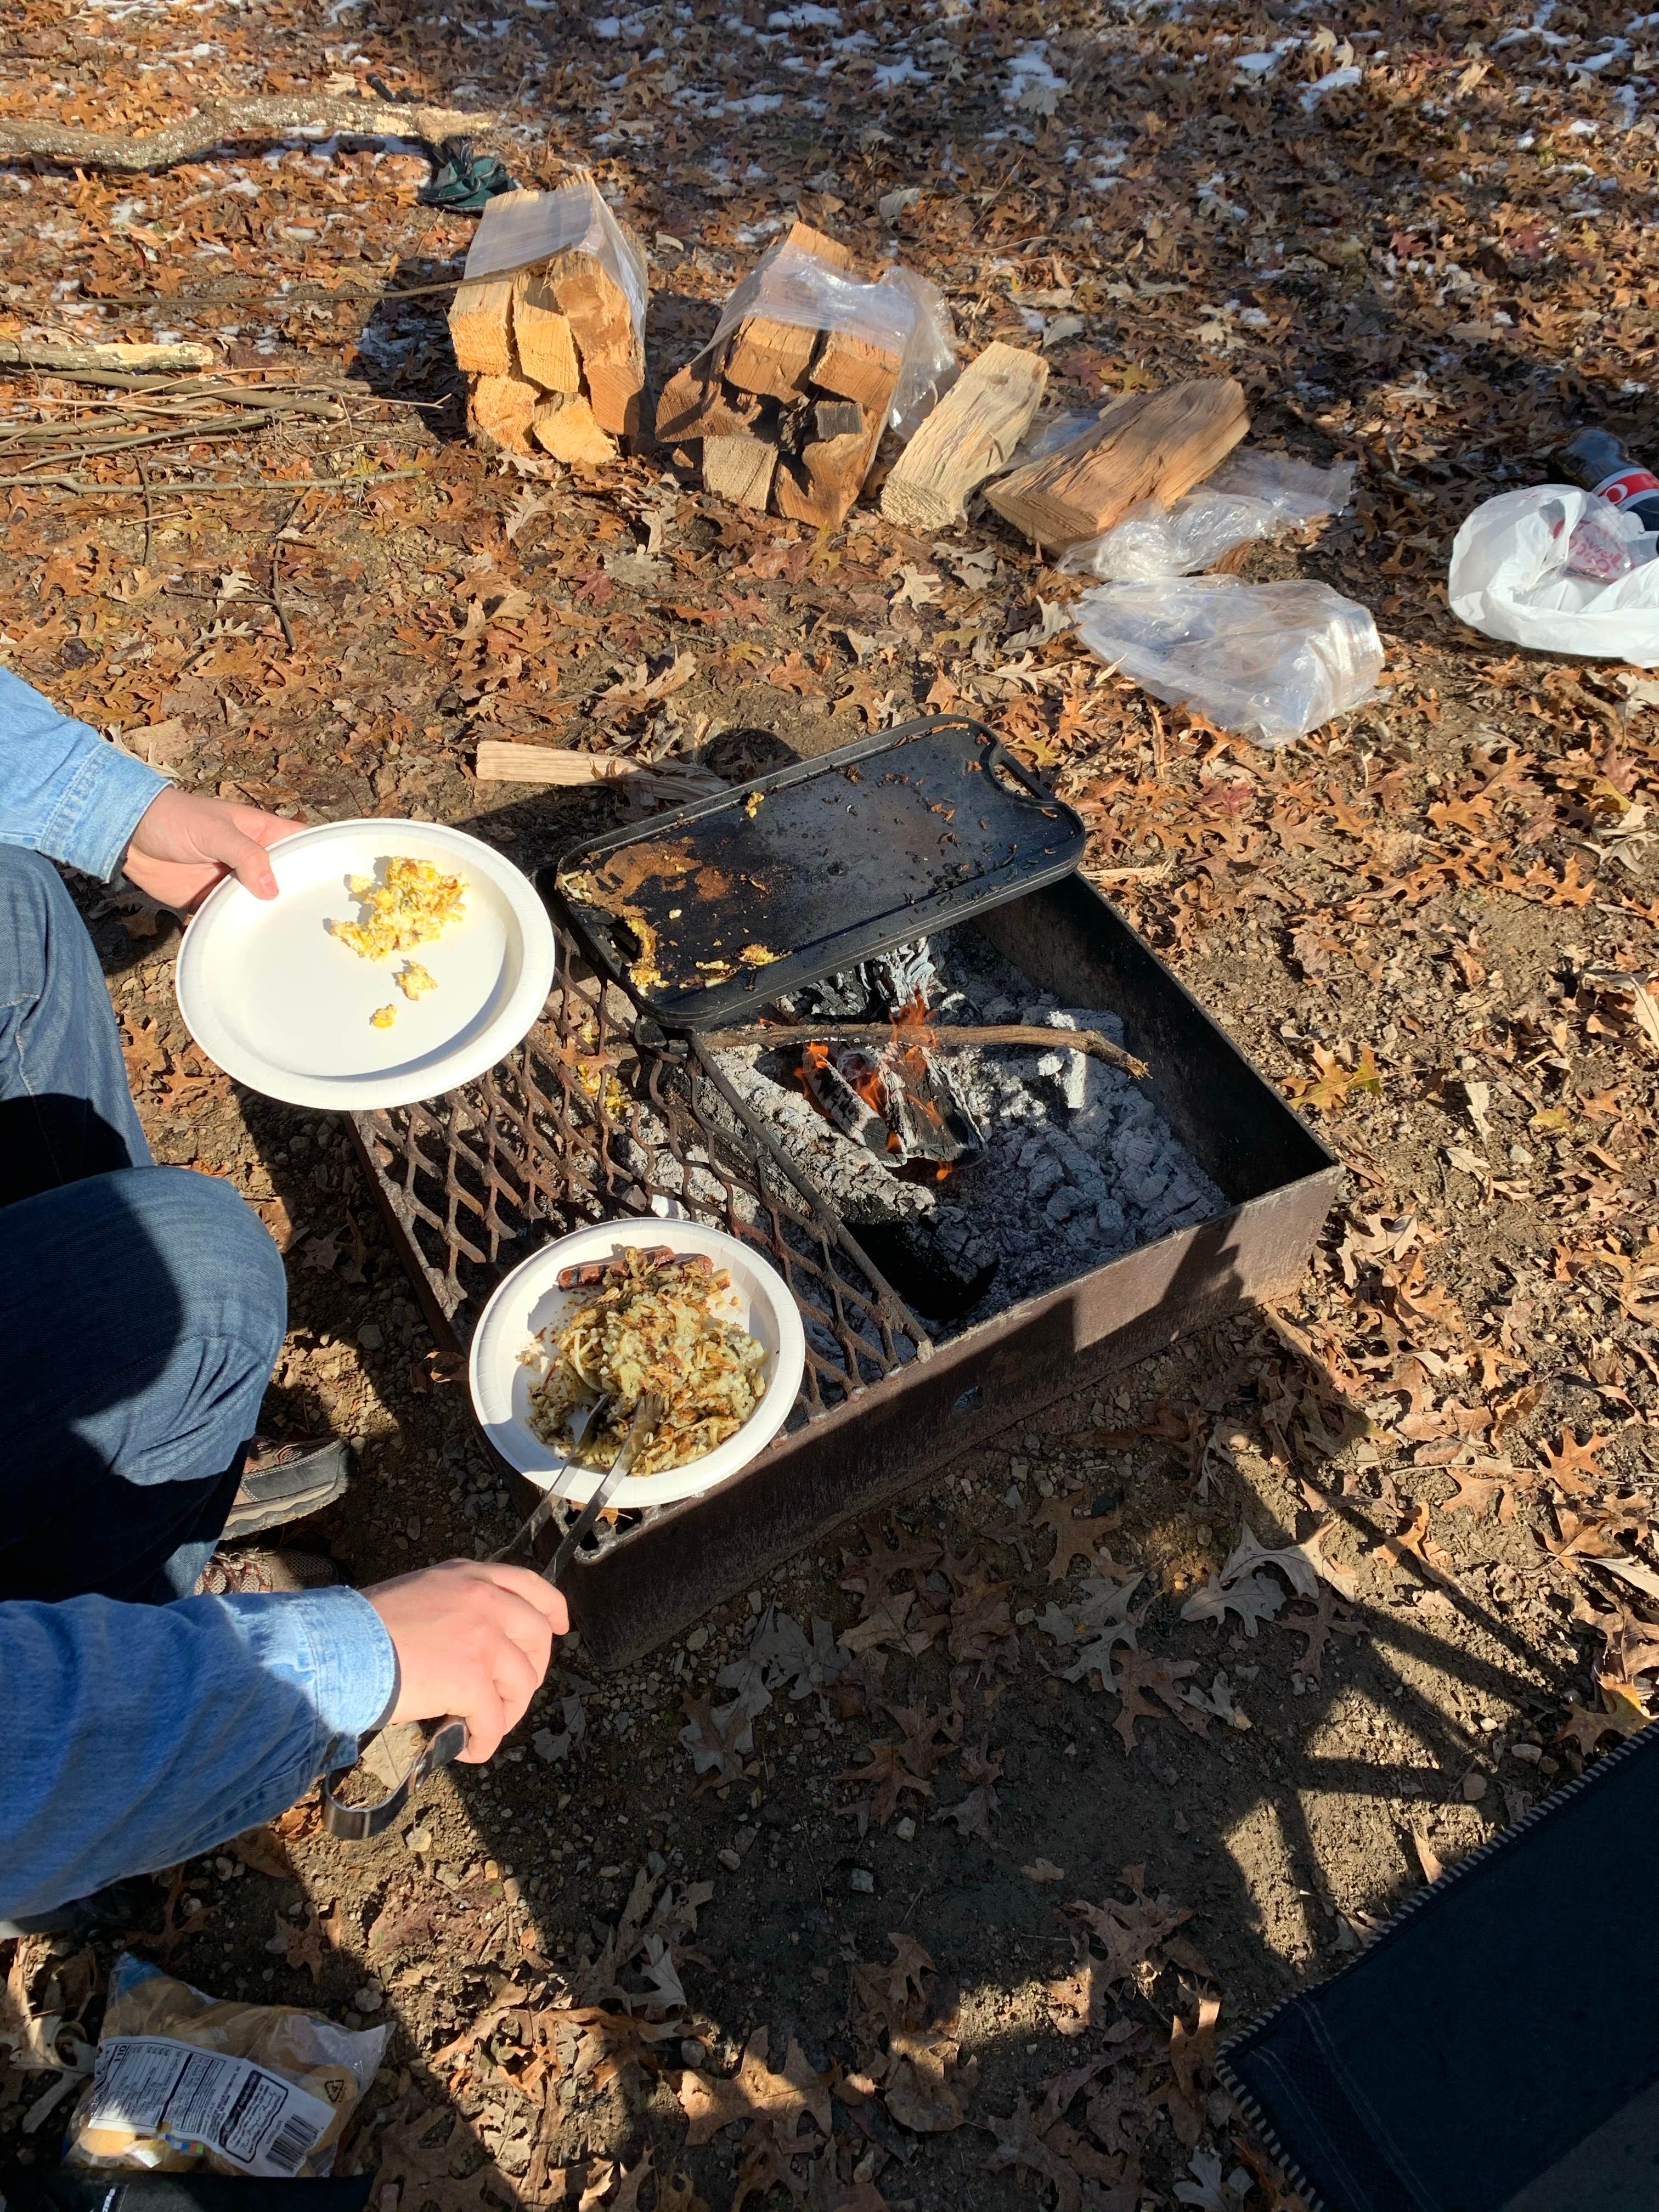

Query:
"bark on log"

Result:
[[0, 96, 498, 174]]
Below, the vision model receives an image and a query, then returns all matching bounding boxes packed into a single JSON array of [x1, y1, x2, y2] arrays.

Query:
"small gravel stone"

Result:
[[894, 1818, 917, 1841], [681, 2039, 708, 2069], [358, 1323, 383, 1351], [718, 1848, 742, 1872], [849, 1867, 875, 1894], [1461, 1770, 1489, 1801]]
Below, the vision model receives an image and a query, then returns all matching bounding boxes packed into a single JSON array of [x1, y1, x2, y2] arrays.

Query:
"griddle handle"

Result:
[[980, 732, 1056, 808], [320, 1716, 468, 1843]]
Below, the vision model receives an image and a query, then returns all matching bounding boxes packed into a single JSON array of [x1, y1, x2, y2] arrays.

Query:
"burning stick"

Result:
[[699, 1022, 1148, 1082]]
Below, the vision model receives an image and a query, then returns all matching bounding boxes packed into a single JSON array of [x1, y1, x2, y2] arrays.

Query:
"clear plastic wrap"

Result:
[[66, 1955, 387, 2181], [1059, 452, 1355, 580], [1076, 576, 1383, 749], [1448, 484, 1659, 663], [699, 233, 957, 437], [461, 174, 647, 345]]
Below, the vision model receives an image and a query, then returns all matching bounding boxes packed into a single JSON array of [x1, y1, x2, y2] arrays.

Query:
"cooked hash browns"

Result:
[[524, 1248, 767, 1476]]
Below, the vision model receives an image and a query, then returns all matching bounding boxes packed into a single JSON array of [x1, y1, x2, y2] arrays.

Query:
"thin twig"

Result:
[[56, 277, 464, 310], [698, 1021, 1148, 1081], [137, 457, 153, 567], [2, 469, 424, 494]]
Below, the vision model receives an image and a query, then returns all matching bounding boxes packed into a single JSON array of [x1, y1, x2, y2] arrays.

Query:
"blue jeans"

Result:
[[0, 850, 286, 1603]]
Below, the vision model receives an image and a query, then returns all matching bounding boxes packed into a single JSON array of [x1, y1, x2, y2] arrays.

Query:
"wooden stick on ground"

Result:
[[881, 341, 1048, 533], [701, 1021, 1148, 1081], [0, 96, 497, 174], [984, 376, 1249, 554], [474, 741, 724, 797], [0, 339, 216, 374]]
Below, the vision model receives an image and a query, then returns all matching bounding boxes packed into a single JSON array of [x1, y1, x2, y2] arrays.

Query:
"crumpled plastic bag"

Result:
[[66, 1955, 387, 2181], [1448, 484, 1659, 664], [1075, 576, 1383, 749], [459, 173, 648, 347], [694, 233, 957, 438], [1059, 452, 1356, 581]]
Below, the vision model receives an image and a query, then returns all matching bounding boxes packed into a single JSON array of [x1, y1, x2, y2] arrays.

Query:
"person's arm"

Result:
[[0, 665, 168, 882], [1, 1585, 396, 1921], [1, 1561, 567, 1921], [1, 664, 302, 904]]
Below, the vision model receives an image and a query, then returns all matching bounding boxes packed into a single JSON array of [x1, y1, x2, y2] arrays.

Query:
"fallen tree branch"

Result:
[[0, 338, 215, 373], [0, 95, 496, 175], [5, 469, 424, 495], [699, 1022, 1148, 1081]]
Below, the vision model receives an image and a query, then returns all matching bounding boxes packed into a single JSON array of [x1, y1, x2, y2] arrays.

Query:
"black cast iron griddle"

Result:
[[543, 716, 1086, 1030]]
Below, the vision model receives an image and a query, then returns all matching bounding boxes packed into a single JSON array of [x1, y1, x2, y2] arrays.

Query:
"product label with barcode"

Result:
[[84, 2035, 332, 2176]]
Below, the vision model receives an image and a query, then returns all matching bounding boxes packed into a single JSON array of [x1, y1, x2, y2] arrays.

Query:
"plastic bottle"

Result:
[[1559, 427, 1659, 533]]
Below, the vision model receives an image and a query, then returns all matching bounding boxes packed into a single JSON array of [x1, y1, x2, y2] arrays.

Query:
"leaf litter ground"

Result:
[[2, 0, 1659, 2204]]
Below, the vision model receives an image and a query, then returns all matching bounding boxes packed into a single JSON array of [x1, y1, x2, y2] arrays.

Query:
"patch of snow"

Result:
[[1300, 63, 1362, 108], [1005, 40, 1067, 111], [874, 54, 931, 89]]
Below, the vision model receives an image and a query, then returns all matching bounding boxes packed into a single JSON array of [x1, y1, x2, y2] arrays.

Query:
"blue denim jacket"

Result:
[[0, 670, 398, 1918], [0, 665, 173, 880]]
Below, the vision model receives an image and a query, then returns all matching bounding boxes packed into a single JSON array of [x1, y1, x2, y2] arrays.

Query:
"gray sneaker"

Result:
[[222, 1435, 351, 1541]]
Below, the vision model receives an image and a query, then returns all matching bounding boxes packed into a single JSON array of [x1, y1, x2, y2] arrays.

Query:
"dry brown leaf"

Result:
[[677, 2028, 832, 2146], [1034, 1489, 1122, 1582]]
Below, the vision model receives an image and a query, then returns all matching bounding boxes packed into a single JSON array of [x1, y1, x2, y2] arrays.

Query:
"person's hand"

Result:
[[122, 787, 304, 910], [362, 1559, 568, 1763]]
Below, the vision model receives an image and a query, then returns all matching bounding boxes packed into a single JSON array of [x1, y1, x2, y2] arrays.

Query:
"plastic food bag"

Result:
[[66, 1956, 387, 2181], [459, 174, 647, 347], [1059, 452, 1355, 581], [695, 232, 957, 438], [1075, 577, 1383, 749], [1448, 484, 1659, 664]]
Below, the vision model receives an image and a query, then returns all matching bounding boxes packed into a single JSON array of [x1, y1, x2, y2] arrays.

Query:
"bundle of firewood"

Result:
[[654, 223, 909, 528], [448, 176, 647, 468]]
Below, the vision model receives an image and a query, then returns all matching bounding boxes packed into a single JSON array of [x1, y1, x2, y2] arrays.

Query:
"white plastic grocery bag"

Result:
[[1448, 485, 1659, 665]]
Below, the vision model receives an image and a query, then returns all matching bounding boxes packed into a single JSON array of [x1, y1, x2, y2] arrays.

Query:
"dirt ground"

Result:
[[3, 0, 1658, 2204]]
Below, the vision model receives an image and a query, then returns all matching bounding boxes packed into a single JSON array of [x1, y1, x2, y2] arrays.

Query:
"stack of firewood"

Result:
[[654, 223, 904, 528], [448, 176, 647, 467]]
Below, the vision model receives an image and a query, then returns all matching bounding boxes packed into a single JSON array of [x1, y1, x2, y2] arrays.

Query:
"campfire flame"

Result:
[[887, 993, 952, 1177]]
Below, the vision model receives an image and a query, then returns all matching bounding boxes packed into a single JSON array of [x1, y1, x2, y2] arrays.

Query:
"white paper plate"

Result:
[[469, 1220, 807, 1506], [175, 819, 556, 1110]]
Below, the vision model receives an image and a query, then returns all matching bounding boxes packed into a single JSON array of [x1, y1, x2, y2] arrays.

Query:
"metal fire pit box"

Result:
[[348, 875, 1339, 1670]]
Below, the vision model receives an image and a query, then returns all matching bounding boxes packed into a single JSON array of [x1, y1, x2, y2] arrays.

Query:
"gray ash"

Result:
[[712, 924, 1228, 1338]]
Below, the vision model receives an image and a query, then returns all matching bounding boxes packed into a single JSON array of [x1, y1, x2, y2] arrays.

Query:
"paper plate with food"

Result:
[[469, 1221, 807, 1506], [175, 818, 555, 1109]]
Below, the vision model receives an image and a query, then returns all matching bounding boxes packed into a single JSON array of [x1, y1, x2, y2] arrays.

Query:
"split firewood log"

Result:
[[983, 376, 1249, 554], [652, 221, 903, 529], [449, 176, 647, 465], [881, 341, 1047, 533]]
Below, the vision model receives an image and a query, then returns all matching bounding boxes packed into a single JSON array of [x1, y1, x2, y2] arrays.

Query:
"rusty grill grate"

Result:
[[349, 926, 926, 1432]]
